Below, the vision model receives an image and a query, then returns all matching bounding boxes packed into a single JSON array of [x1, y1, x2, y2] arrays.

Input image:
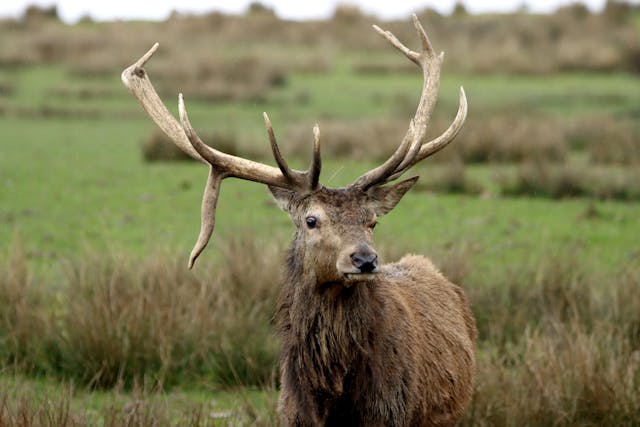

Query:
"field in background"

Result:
[[1, 3, 639, 425]]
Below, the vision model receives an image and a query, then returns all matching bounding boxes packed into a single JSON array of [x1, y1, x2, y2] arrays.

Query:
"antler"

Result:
[[351, 14, 467, 190], [121, 45, 321, 268]]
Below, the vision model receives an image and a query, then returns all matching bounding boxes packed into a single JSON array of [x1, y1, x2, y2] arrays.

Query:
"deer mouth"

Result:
[[344, 272, 378, 284]]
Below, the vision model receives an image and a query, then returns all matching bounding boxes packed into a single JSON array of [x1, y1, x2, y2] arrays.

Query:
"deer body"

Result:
[[122, 14, 475, 427], [278, 256, 476, 426]]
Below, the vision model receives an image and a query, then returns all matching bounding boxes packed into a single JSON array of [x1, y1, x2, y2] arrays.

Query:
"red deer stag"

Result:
[[122, 15, 475, 427]]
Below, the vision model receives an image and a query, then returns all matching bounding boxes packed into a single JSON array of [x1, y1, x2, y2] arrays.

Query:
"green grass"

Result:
[[1, 52, 639, 424], [1, 62, 639, 272], [0, 373, 277, 425], [2, 116, 637, 277]]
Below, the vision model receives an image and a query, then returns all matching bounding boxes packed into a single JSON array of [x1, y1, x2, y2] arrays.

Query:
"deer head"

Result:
[[121, 15, 467, 271], [270, 179, 418, 286]]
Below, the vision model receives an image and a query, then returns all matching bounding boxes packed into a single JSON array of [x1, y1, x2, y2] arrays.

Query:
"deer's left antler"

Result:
[[351, 14, 467, 190]]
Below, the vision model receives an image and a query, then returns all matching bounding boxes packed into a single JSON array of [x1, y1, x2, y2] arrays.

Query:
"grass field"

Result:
[[2, 64, 638, 267], [1, 10, 640, 425]]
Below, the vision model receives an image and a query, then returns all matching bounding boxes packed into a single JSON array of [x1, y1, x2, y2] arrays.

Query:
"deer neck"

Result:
[[282, 239, 382, 323], [277, 242, 384, 393]]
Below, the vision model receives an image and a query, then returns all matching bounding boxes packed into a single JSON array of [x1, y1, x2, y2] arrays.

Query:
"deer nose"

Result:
[[350, 246, 379, 273]]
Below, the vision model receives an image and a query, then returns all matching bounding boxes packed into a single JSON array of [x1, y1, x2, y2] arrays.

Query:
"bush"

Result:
[[151, 52, 287, 102], [571, 118, 640, 165], [414, 160, 483, 195], [284, 118, 410, 163], [0, 243, 52, 373], [500, 162, 640, 201], [463, 322, 640, 426], [454, 116, 568, 164], [0, 377, 279, 426], [56, 236, 280, 388]]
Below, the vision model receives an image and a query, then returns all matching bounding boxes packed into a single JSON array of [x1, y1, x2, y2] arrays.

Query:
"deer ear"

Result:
[[366, 176, 419, 216], [268, 185, 296, 212]]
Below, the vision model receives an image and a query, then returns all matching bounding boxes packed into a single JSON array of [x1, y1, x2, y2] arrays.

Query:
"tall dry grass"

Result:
[[462, 260, 640, 426], [0, 242, 53, 374], [1, 237, 639, 424], [0, 235, 281, 389]]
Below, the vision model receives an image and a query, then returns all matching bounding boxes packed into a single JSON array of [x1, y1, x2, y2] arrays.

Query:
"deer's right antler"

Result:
[[121, 45, 321, 268]]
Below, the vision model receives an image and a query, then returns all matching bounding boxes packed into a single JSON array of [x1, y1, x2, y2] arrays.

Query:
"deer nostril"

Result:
[[350, 251, 378, 273]]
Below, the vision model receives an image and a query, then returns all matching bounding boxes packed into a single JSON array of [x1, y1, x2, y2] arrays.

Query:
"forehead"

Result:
[[300, 187, 372, 220]]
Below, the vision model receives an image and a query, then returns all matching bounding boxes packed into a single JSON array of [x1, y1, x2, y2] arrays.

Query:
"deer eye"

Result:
[[369, 220, 378, 230], [305, 216, 318, 229]]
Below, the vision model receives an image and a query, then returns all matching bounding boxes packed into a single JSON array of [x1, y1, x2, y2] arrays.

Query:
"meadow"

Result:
[[1, 3, 640, 426]]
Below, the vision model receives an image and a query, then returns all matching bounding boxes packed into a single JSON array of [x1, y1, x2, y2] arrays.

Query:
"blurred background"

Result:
[[0, 1, 639, 425]]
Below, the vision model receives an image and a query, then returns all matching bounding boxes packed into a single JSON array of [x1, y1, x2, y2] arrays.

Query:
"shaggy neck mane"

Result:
[[276, 239, 385, 397]]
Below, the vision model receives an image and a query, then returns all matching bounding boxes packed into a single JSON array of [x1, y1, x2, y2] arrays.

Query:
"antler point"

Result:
[[178, 93, 187, 121]]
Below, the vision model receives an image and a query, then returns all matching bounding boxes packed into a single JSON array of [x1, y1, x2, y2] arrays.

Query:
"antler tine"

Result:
[[392, 120, 422, 174], [262, 112, 323, 190], [411, 13, 435, 57], [263, 112, 293, 182], [177, 94, 229, 268], [372, 24, 419, 66], [351, 132, 414, 189], [121, 43, 206, 163], [188, 166, 224, 269], [179, 94, 224, 167], [371, 14, 435, 66], [351, 14, 465, 190], [384, 87, 468, 183], [309, 124, 322, 189], [179, 94, 300, 188], [417, 87, 468, 159]]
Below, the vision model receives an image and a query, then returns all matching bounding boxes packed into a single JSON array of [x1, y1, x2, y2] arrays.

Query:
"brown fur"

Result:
[[273, 186, 476, 426]]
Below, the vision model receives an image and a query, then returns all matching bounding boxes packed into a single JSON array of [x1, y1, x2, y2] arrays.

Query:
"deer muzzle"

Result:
[[339, 244, 379, 283]]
